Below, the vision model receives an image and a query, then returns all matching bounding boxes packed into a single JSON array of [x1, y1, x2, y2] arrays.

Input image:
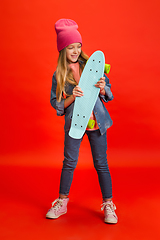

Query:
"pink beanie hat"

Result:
[[55, 19, 82, 52]]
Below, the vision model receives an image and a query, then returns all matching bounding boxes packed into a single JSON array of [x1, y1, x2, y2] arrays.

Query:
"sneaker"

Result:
[[101, 200, 118, 224], [46, 198, 69, 219]]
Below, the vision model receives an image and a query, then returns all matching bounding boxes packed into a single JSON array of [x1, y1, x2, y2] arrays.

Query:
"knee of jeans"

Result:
[[63, 157, 77, 170], [93, 159, 109, 171]]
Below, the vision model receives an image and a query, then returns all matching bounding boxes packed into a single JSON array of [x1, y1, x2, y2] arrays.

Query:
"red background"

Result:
[[1, 1, 160, 239], [1, 0, 160, 168]]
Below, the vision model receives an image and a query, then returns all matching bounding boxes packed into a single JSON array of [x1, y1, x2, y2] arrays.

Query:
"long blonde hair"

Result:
[[56, 49, 89, 102]]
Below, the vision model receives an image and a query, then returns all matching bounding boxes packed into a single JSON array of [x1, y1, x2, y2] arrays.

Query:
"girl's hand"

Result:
[[95, 77, 106, 95], [72, 85, 84, 99]]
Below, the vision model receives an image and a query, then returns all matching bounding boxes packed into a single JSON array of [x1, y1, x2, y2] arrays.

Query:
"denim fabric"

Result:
[[59, 130, 112, 199], [50, 71, 114, 135]]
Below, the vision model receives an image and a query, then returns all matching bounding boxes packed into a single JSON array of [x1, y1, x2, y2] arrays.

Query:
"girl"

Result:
[[46, 19, 118, 224]]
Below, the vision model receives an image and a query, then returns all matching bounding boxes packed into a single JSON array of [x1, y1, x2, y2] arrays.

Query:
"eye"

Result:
[[67, 45, 73, 50]]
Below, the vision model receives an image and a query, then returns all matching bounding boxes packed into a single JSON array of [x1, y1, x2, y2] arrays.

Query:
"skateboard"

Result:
[[69, 50, 105, 139]]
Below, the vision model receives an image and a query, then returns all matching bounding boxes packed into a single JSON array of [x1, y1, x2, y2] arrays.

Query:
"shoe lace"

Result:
[[101, 201, 116, 213], [50, 198, 63, 211]]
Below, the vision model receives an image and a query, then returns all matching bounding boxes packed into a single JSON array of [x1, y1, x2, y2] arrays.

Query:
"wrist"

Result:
[[100, 89, 105, 95], [72, 94, 75, 100]]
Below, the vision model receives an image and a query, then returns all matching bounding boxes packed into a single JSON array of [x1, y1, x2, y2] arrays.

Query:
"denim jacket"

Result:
[[50, 71, 114, 135]]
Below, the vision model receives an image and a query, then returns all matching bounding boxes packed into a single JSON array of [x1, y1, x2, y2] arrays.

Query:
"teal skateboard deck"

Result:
[[69, 50, 105, 139]]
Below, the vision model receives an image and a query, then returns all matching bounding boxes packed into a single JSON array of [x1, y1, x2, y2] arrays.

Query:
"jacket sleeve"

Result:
[[99, 74, 114, 102], [50, 72, 65, 116]]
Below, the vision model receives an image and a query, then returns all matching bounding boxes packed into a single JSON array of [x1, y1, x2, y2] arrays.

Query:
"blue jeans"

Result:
[[59, 129, 112, 199]]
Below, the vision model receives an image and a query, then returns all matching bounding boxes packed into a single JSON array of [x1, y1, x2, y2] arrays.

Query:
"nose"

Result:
[[73, 47, 78, 54]]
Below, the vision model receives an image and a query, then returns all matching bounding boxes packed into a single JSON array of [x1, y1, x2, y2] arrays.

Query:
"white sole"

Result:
[[46, 211, 67, 219]]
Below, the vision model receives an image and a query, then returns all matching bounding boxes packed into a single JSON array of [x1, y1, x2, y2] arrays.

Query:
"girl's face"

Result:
[[66, 43, 82, 64]]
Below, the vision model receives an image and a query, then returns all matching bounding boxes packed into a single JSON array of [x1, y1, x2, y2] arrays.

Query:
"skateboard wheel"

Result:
[[87, 119, 95, 129], [104, 64, 111, 74]]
